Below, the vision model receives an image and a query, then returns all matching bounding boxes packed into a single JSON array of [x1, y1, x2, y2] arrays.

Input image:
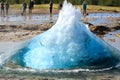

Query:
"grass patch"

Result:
[[87, 5, 120, 12], [75, 5, 120, 12], [34, 4, 59, 9], [10, 4, 22, 9], [10, 4, 120, 12]]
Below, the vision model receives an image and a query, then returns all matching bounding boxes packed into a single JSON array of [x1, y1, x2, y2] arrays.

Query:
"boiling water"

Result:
[[1, 0, 120, 71]]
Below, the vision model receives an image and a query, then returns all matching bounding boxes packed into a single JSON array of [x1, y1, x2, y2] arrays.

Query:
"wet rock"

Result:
[[108, 39, 115, 42], [114, 26, 120, 30], [40, 23, 52, 31], [116, 33, 120, 38], [23, 25, 40, 30], [40, 27, 50, 31], [90, 26, 111, 35], [0, 25, 6, 29], [10, 25, 17, 28], [22, 33, 29, 36], [0, 29, 12, 32]]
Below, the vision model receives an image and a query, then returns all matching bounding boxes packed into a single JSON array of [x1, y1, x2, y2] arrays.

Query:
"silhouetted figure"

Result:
[[5, 2, 9, 15], [1, 1, 5, 15], [22, 2, 27, 15], [29, 0, 34, 13], [82, 0, 87, 16], [58, 2, 63, 10], [49, 1, 53, 14]]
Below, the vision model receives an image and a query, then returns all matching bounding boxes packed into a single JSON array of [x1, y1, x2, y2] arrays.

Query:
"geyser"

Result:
[[10, 0, 120, 70]]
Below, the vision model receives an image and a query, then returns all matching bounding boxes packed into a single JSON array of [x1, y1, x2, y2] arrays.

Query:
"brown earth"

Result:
[[0, 23, 54, 42]]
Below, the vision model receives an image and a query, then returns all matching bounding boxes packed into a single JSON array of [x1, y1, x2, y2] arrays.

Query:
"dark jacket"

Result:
[[1, 2, 4, 9], [29, 1, 34, 9], [23, 2, 27, 9], [6, 3, 9, 9], [49, 2, 53, 9]]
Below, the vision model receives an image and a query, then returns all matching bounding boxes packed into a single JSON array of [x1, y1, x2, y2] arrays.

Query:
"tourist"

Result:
[[49, 1, 53, 15], [29, 0, 34, 14], [1, 1, 5, 15], [58, 2, 63, 10], [22, 1, 27, 15], [5, 1, 9, 15], [82, 0, 87, 16]]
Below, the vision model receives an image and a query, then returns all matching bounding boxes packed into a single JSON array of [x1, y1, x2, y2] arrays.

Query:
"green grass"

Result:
[[76, 5, 120, 12], [87, 5, 120, 12], [10, 4, 22, 9], [34, 4, 59, 9], [10, 4, 120, 12]]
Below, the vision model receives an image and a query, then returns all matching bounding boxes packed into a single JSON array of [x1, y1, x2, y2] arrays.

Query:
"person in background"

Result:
[[22, 1, 27, 15], [58, 2, 63, 11], [82, 0, 87, 16], [5, 1, 9, 15], [49, 1, 53, 15], [1, 1, 5, 15], [29, 0, 34, 14]]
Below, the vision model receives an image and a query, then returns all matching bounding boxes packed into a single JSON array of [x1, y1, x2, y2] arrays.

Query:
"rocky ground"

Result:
[[0, 23, 53, 42]]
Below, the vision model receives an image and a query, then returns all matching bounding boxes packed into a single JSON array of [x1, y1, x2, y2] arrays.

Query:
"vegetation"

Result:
[[9, 3, 120, 12], [0, 0, 120, 7]]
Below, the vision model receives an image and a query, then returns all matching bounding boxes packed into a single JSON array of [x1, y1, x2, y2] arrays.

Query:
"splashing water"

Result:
[[9, 0, 120, 70]]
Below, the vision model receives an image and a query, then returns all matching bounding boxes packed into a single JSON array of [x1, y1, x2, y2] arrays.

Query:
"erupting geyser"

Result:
[[10, 0, 120, 70]]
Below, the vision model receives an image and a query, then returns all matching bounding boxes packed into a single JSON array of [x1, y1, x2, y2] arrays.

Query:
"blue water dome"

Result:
[[11, 0, 120, 70]]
